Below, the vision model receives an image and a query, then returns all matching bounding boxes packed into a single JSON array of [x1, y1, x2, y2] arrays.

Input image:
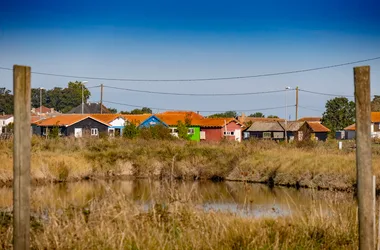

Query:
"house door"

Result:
[[74, 128, 82, 138], [234, 129, 241, 142]]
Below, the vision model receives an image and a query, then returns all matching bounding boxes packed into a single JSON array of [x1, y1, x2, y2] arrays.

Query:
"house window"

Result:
[[263, 132, 271, 139], [91, 128, 99, 136], [188, 128, 195, 135]]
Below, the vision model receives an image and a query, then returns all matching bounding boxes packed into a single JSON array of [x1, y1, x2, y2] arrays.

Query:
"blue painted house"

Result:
[[138, 115, 167, 128]]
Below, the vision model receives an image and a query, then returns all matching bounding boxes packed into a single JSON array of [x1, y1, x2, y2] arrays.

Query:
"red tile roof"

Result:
[[36, 114, 110, 127], [90, 114, 121, 124], [0, 115, 13, 120], [197, 118, 241, 128], [156, 111, 205, 126], [298, 117, 322, 122], [344, 124, 356, 131], [34, 106, 52, 114], [121, 114, 152, 125], [307, 122, 330, 132], [371, 112, 380, 123]]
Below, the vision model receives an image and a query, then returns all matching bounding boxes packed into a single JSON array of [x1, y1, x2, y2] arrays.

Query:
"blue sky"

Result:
[[1, 0, 380, 118]]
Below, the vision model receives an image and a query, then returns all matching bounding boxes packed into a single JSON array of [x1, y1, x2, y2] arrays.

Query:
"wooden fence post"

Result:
[[354, 65, 374, 249], [13, 65, 31, 249]]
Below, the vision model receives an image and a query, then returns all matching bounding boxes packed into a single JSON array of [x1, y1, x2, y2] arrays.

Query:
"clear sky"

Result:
[[1, 0, 380, 118]]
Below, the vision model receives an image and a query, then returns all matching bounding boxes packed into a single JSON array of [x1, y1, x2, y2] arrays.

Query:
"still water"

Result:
[[0, 180, 354, 217]]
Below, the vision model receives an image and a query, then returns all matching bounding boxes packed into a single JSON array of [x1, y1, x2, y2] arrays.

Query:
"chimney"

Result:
[[197, 111, 199, 114], [50, 108, 54, 113], [2, 112, 4, 116]]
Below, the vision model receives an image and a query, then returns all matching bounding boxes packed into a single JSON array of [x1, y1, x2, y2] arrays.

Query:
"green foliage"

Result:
[[267, 115, 279, 118], [139, 124, 173, 140], [371, 95, 380, 112], [177, 121, 191, 140], [123, 122, 140, 139], [322, 97, 355, 134], [249, 112, 265, 117], [49, 123, 60, 139], [208, 111, 237, 118], [108, 108, 118, 114], [0, 89, 13, 114], [5, 122, 14, 132], [121, 107, 152, 114]]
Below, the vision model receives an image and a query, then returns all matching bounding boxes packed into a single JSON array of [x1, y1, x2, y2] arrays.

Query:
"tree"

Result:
[[371, 95, 380, 112], [121, 107, 152, 114], [267, 115, 279, 118], [208, 111, 237, 118], [249, 112, 265, 118], [122, 122, 139, 139], [31, 88, 47, 108], [177, 120, 190, 140], [0, 88, 13, 114], [108, 108, 117, 114], [322, 97, 355, 134]]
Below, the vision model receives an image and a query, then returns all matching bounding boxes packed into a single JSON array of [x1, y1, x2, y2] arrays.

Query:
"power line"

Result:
[[298, 105, 325, 113], [103, 100, 296, 113], [103, 85, 288, 96], [299, 89, 355, 98], [0, 56, 379, 82]]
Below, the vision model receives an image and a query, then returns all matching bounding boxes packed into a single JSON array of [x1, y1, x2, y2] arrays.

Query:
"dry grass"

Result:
[[0, 137, 379, 191], [0, 183, 357, 249]]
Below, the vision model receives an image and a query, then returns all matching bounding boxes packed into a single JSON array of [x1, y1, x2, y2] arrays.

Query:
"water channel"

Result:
[[0, 180, 355, 217]]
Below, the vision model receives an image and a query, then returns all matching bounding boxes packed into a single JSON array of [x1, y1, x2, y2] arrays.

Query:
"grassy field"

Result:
[[0, 185, 357, 249], [0, 137, 379, 191]]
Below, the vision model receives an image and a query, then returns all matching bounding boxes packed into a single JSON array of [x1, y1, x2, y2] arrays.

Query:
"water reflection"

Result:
[[0, 180, 355, 217]]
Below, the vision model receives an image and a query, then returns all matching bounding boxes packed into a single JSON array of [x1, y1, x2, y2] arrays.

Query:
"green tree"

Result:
[[267, 115, 279, 118], [371, 95, 380, 112], [49, 123, 60, 139], [0, 89, 13, 114], [249, 112, 265, 118], [123, 122, 139, 139], [108, 108, 117, 114], [176, 120, 190, 140], [121, 107, 152, 114], [208, 111, 237, 118], [31, 88, 47, 108], [322, 97, 355, 134]]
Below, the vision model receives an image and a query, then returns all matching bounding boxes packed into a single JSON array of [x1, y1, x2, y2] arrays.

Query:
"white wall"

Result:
[[110, 117, 125, 127]]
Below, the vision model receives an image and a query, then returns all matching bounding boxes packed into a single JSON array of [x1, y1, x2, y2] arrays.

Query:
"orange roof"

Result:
[[344, 124, 356, 131], [159, 111, 204, 119], [156, 111, 205, 126], [90, 114, 121, 123], [31, 116, 42, 124], [121, 114, 151, 125], [307, 122, 330, 132], [371, 112, 380, 122], [0, 115, 13, 120], [298, 117, 321, 122], [197, 118, 241, 127], [36, 114, 110, 127]]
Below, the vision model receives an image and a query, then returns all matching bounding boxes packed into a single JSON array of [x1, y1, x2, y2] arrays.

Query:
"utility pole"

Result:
[[295, 86, 299, 121], [100, 84, 104, 114], [13, 65, 32, 250], [39, 87, 44, 119], [354, 65, 374, 250]]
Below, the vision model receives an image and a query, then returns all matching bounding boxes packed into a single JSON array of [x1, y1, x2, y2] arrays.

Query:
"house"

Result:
[[67, 102, 111, 114], [121, 114, 155, 127], [244, 121, 285, 140], [0, 114, 14, 134], [90, 114, 125, 136], [34, 114, 110, 137], [156, 111, 204, 141], [237, 113, 285, 127], [198, 118, 242, 142], [297, 117, 322, 123], [297, 122, 330, 141], [279, 121, 304, 141], [341, 112, 380, 140], [31, 106, 60, 116], [137, 115, 167, 128], [343, 124, 356, 140]]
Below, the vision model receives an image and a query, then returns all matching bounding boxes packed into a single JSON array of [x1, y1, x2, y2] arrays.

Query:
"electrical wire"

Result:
[[103, 100, 295, 113], [103, 85, 288, 96], [298, 105, 325, 112], [299, 89, 355, 98], [1, 56, 379, 82]]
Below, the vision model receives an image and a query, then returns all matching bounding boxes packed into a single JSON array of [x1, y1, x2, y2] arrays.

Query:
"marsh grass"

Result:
[[0, 137, 379, 191], [0, 180, 358, 249]]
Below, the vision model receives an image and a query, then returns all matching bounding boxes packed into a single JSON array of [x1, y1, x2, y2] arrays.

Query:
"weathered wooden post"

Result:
[[13, 65, 31, 249], [354, 65, 374, 249]]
